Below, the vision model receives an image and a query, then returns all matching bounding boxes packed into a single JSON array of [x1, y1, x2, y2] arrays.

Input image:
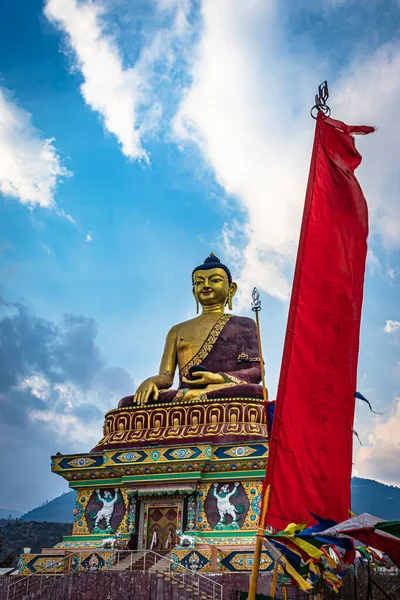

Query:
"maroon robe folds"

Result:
[[119, 315, 264, 408]]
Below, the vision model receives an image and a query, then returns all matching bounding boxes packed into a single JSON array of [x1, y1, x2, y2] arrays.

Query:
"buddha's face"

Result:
[[193, 268, 237, 307]]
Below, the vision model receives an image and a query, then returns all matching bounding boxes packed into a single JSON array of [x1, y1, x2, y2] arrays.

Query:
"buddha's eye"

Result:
[[211, 278, 222, 283], [194, 281, 202, 286]]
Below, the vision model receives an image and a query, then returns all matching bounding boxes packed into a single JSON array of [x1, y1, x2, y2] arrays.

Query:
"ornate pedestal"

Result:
[[17, 396, 273, 575]]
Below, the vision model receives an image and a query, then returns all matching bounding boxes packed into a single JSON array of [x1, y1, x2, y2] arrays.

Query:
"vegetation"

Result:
[[0, 520, 72, 560], [0, 535, 15, 567]]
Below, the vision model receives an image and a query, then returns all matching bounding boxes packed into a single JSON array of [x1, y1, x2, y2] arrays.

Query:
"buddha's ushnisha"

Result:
[[120, 254, 267, 408]]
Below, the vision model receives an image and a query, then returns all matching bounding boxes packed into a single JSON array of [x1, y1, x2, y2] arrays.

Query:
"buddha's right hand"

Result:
[[134, 379, 159, 406]]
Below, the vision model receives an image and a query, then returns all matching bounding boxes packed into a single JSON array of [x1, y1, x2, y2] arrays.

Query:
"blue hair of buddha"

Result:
[[192, 253, 232, 285]]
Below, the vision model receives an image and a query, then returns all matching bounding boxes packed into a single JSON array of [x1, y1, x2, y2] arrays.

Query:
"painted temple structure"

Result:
[[18, 255, 274, 576]]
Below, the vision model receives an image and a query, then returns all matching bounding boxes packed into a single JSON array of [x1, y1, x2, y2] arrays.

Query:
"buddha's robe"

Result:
[[119, 315, 265, 408]]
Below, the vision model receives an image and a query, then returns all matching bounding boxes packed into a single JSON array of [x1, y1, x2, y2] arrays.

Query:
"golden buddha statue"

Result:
[[118, 254, 267, 409], [93, 254, 268, 450]]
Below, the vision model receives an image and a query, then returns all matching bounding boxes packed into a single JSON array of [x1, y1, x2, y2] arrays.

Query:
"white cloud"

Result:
[[85, 233, 93, 243], [355, 397, 400, 485], [387, 267, 400, 280], [172, 0, 322, 305], [23, 376, 106, 447], [172, 0, 400, 304], [44, 0, 191, 161], [0, 88, 70, 208], [45, 0, 147, 161], [332, 43, 400, 248], [29, 408, 99, 447], [41, 243, 54, 256], [383, 320, 400, 334], [58, 208, 76, 224], [366, 248, 381, 275], [19, 375, 51, 401]]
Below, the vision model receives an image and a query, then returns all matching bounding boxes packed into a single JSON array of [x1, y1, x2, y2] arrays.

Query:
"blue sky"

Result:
[[1, 0, 400, 512]]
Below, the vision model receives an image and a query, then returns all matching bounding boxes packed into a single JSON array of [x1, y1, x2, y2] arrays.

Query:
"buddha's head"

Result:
[[192, 253, 237, 311]]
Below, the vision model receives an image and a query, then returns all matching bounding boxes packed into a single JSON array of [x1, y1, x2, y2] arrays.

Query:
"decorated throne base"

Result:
[[17, 439, 272, 576], [92, 396, 267, 451]]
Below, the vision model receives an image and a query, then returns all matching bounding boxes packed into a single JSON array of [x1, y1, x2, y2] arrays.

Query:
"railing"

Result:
[[7, 549, 223, 600], [6, 553, 80, 600]]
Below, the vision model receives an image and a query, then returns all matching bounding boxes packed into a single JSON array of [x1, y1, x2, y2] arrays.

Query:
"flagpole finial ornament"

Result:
[[311, 80, 331, 119], [251, 287, 261, 312]]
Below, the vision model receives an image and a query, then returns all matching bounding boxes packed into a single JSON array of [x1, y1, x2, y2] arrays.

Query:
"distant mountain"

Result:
[[21, 492, 75, 523], [15, 478, 399, 525], [0, 509, 23, 520], [351, 477, 400, 521]]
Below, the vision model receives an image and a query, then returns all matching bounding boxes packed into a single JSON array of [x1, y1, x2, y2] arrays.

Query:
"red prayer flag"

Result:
[[343, 528, 400, 567], [263, 112, 374, 531]]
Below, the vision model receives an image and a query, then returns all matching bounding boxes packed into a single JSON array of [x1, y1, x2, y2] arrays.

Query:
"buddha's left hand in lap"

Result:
[[181, 371, 225, 388]]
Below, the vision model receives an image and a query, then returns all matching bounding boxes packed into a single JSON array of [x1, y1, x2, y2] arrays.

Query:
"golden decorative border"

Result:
[[60, 458, 267, 482], [100, 423, 266, 447], [53, 442, 268, 472], [180, 314, 232, 378], [104, 395, 265, 413], [98, 399, 266, 448], [171, 549, 272, 573], [17, 548, 273, 576]]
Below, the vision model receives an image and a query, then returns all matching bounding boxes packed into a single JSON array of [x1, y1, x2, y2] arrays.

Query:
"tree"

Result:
[[0, 536, 16, 568]]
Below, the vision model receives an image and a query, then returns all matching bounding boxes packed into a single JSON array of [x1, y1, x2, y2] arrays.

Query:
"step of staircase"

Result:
[[150, 571, 218, 600]]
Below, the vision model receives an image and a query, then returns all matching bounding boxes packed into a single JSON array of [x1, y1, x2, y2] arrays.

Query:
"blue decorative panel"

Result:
[[58, 455, 104, 470], [80, 553, 106, 571], [180, 550, 209, 571], [112, 450, 147, 463], [213, 444, 267, 460], [220, 551, 272, 572], [164, 447, 202, 461]]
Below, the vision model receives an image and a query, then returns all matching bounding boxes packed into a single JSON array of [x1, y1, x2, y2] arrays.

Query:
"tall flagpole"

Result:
[[249, 84, 328, 600], [248, 288, 269, 600]]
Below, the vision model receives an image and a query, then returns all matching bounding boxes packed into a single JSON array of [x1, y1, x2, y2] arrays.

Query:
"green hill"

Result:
[[351, 477, 400, 521], [21, 492, 75, 523]]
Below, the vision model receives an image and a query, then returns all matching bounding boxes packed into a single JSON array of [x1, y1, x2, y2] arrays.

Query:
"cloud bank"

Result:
[[0, 297, 133, 510], [172, 0, 400, 305], [173, 0, 313, 305], [0, 88, 70, 208]]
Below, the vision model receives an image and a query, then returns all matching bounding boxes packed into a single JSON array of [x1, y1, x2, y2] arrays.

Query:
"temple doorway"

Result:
[[146, 506, 178, 552]]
